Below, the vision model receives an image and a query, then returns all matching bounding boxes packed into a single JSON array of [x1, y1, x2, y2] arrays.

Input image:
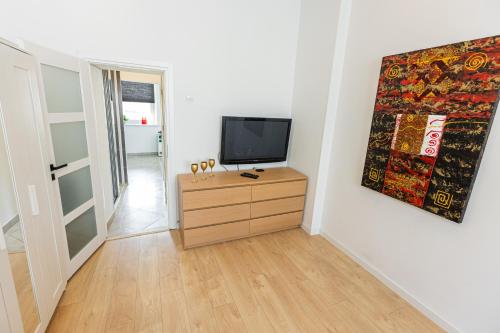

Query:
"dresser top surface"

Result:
[[178, 167, 307, 191]]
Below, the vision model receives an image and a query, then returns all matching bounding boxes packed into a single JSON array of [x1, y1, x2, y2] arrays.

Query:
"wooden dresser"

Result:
[[177, 167, 307, 248]]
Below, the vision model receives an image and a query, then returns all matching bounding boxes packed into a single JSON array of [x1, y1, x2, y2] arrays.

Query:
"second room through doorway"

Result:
[[98, 67, 168, 238]]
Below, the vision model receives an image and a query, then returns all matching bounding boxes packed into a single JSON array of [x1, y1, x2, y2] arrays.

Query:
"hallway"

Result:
[[107, 155, 168, 238]]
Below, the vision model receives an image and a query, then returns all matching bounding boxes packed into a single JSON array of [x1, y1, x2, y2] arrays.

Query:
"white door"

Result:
[[0, 41, 65, 332], [25, 43, 106, 277]]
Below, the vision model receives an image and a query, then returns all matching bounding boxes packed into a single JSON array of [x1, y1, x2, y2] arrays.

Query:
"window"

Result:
[[123, 101, 156, 124]]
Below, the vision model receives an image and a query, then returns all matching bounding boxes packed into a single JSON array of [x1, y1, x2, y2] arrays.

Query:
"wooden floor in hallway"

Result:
[[46, 229, 443, 333]]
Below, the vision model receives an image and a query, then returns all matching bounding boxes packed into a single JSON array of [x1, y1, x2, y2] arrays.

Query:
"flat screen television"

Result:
[[220, 116, 292, 165]]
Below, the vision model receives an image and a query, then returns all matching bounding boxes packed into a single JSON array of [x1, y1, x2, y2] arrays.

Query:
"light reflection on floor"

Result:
[[107, 155, 168, 238]]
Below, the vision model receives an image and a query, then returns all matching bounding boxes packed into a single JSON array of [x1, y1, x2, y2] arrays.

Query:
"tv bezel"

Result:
[[220, 116, 292, 165]]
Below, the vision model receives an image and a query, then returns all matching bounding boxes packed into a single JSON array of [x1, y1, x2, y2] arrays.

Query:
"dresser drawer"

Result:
[[251, 196, 305, 218], [183, 220, 249, 248], [183, 186, 251, 210], [250, 211, 303, 234], [184, 203, 250, 229], [252, 180, 306, 201]]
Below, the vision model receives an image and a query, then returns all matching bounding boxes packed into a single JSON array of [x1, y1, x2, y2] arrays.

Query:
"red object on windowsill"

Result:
[[141, 117, 147, 125]]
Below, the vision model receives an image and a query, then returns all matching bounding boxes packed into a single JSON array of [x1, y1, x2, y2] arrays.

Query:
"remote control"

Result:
[[240, 172, 259, 179]]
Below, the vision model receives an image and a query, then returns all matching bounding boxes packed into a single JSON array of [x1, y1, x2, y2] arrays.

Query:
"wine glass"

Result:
[[208, 159, 215, 177], [200, 161, 208, 180], [191, 163, 199, 183]]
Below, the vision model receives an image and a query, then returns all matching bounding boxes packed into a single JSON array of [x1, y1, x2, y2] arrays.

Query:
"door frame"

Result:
[[23, 42, 107, 278], [85, 57, 176, 230]]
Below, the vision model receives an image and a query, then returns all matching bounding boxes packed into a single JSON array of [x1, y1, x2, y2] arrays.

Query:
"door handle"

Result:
[[50, 163, 68, 171], [50, 163, 68, 181]]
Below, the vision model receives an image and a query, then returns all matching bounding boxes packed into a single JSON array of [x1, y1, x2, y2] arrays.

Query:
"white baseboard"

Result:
[[301, 221, 322, 235], [320, 230, 461, 333], [300, 223, 312, 234]]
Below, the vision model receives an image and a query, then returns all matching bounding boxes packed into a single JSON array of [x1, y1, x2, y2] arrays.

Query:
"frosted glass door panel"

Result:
[[65, 207, 97, 259], [50, 122, 89, 165], [58, 166, 93, 215], [41, 65, 83, 113]]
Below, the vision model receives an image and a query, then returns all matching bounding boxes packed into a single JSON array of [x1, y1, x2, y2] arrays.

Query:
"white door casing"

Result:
[[86, 57, 176, 230]]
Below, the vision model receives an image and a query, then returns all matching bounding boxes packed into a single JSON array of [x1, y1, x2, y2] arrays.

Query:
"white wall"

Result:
[[0, 0, 300, 168], [317, 0, 500, 332], [124, 125, 160, 154], [0, 0, 301, 224], [0, 129, 17, 227], [287, 0, 341, 232]]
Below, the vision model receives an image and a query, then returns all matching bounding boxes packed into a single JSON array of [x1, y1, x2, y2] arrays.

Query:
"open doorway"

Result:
[[90, 64, 169, 239]]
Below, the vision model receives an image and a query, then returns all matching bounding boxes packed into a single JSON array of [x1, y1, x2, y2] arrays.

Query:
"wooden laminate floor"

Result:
[[47, 229, 443, 333], [9, 251, 39, 333]]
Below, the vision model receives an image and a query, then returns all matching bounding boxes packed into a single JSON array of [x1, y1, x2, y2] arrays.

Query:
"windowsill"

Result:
[[125, 123, 160, 127]]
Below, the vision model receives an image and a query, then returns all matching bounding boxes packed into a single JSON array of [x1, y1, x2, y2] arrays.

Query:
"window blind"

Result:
[[121, 81, 155, 103]]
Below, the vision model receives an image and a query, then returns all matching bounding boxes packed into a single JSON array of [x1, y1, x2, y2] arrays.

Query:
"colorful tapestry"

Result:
[[361, 35, 500, 223]]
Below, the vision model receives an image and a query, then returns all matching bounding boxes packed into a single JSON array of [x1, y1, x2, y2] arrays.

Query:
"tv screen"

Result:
[[220, 116, 292, 165]]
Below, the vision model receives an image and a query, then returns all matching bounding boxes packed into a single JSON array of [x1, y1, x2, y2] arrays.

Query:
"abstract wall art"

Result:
[[361, 35, 500, 223]]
